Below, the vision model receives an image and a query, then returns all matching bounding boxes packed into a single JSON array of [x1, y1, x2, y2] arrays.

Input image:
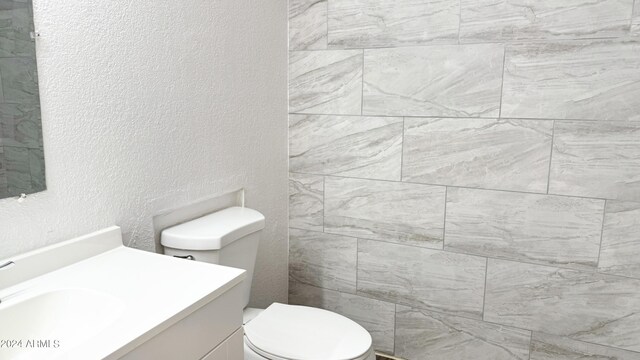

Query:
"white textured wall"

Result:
[[0, 0, 288, 307]]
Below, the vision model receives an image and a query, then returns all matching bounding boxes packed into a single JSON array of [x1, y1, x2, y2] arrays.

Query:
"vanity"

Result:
[[0, 227, 246, 360]]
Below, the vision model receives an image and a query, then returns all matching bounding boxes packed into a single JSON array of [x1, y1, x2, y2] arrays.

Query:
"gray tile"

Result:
[[530, 333, 640, 360], [395, 305, 531, 360], [289, 228, 357, 293], [485, 259, 640, 352], [0, 2, 36, 58], [4, 145, 30, 195], [289, 0, 327, 50], [445, 188, 605, 270], [325, 177, 445, 249], [363, 44, 504, 117], [0, 57, 39, 104], [549, 121, 640, 201], [289, 50, 362, 115], [502, 40, 640, 121], [289, 115, 402, 180], [357, 239, 486, 319], [460, 0, 634, 42], [0, 103, 42, 148], [289, 281, 395, 353], [28, 147, 44, 193], [289, 173, 324, 232], [403, 118, 553, 193], [599, 201, 640, 279], [327, 0, 459, 48]]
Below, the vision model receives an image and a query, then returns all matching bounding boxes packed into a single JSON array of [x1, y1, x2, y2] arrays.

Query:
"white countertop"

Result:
[[0, 227, 245, 360]]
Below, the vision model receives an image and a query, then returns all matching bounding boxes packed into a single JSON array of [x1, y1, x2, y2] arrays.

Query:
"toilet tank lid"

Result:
[[161, 207, 265, 250]]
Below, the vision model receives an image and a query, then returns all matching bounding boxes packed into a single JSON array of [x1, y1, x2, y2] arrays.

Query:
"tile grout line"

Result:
[[322, 175, 326, 233], [289, 35, 628, 52], [289, 171, 611, 202], [288, 111, 636, 122], [393, 303, 397, 356], [497, 44, 507, 118], [528, 332, 533, 360], [400, 117, 405, 181], [595, 199, 607, 269], [457, 0, 462, 45], [546, 120, 556, 194], [360, 49, 365, 116], [481, 257, 488, 320], [325, 0, 329, 48], [630, 0, 637, 30], [356, 236, 359, 293], [442, 186, 448, 250]]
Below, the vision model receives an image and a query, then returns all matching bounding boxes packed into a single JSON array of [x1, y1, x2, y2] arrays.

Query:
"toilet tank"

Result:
[[161, 206, 265, 309]]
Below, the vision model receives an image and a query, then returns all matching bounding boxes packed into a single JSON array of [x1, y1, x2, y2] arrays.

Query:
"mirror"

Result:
[[0, 0, 44, 199]]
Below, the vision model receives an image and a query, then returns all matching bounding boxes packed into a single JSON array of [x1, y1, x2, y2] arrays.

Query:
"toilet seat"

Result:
[[243, 303, 372, 360]]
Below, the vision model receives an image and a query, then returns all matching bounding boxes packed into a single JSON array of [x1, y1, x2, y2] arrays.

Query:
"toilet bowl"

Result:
[[242, 304, 374, 360], [161, 207, 374, 360]]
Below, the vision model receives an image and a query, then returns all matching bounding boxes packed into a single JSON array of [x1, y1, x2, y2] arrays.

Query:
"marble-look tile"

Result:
[[395, 305, 531, 360], [0, 57, 40, 104], [502, 40, 640, 121], [460, 0, 634, 42], [289, 115, 402, 180], [357, 239, 486, 319], [363, 44, 504, 117], [530, 333, 640, 360], [289, 281, 395, 353], [445, 188, 605, 270], [549, 121, 640, 201], [0, 2, 36, 58], [289, 228, 357, 293], [289, 0, 327, 50], [289, 50, 362, 115], [403, 118, 553, 193], [28, 147, 44, 192], [3, 145, 30, 195], [327, 0, 459, 48], [289, 173, 324, 232], [324, 177, 445, 248], [599, 201, 640, 279], [0, 103, 42, 148], [485, 259, 640, 351]]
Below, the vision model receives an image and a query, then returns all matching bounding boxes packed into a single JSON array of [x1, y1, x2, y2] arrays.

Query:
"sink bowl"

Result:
[[0, 288, 124, 359]]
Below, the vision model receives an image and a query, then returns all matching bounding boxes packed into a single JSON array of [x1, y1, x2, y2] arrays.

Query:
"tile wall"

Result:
[[288, 0, 640, 358]]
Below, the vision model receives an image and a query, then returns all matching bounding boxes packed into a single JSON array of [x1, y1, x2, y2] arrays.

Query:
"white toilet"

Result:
[[161, 206, 375, 360]]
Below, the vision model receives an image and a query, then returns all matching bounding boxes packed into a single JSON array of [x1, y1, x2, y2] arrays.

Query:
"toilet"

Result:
[[161, 206, 375, 360]]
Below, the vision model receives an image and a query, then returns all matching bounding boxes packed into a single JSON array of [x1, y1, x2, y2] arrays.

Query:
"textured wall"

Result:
[[0, 0, 289, 307], [288, 0, 640, 358]]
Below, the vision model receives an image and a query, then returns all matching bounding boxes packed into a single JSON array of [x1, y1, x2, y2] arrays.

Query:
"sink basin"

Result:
[[0, 288, 124, 360]]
